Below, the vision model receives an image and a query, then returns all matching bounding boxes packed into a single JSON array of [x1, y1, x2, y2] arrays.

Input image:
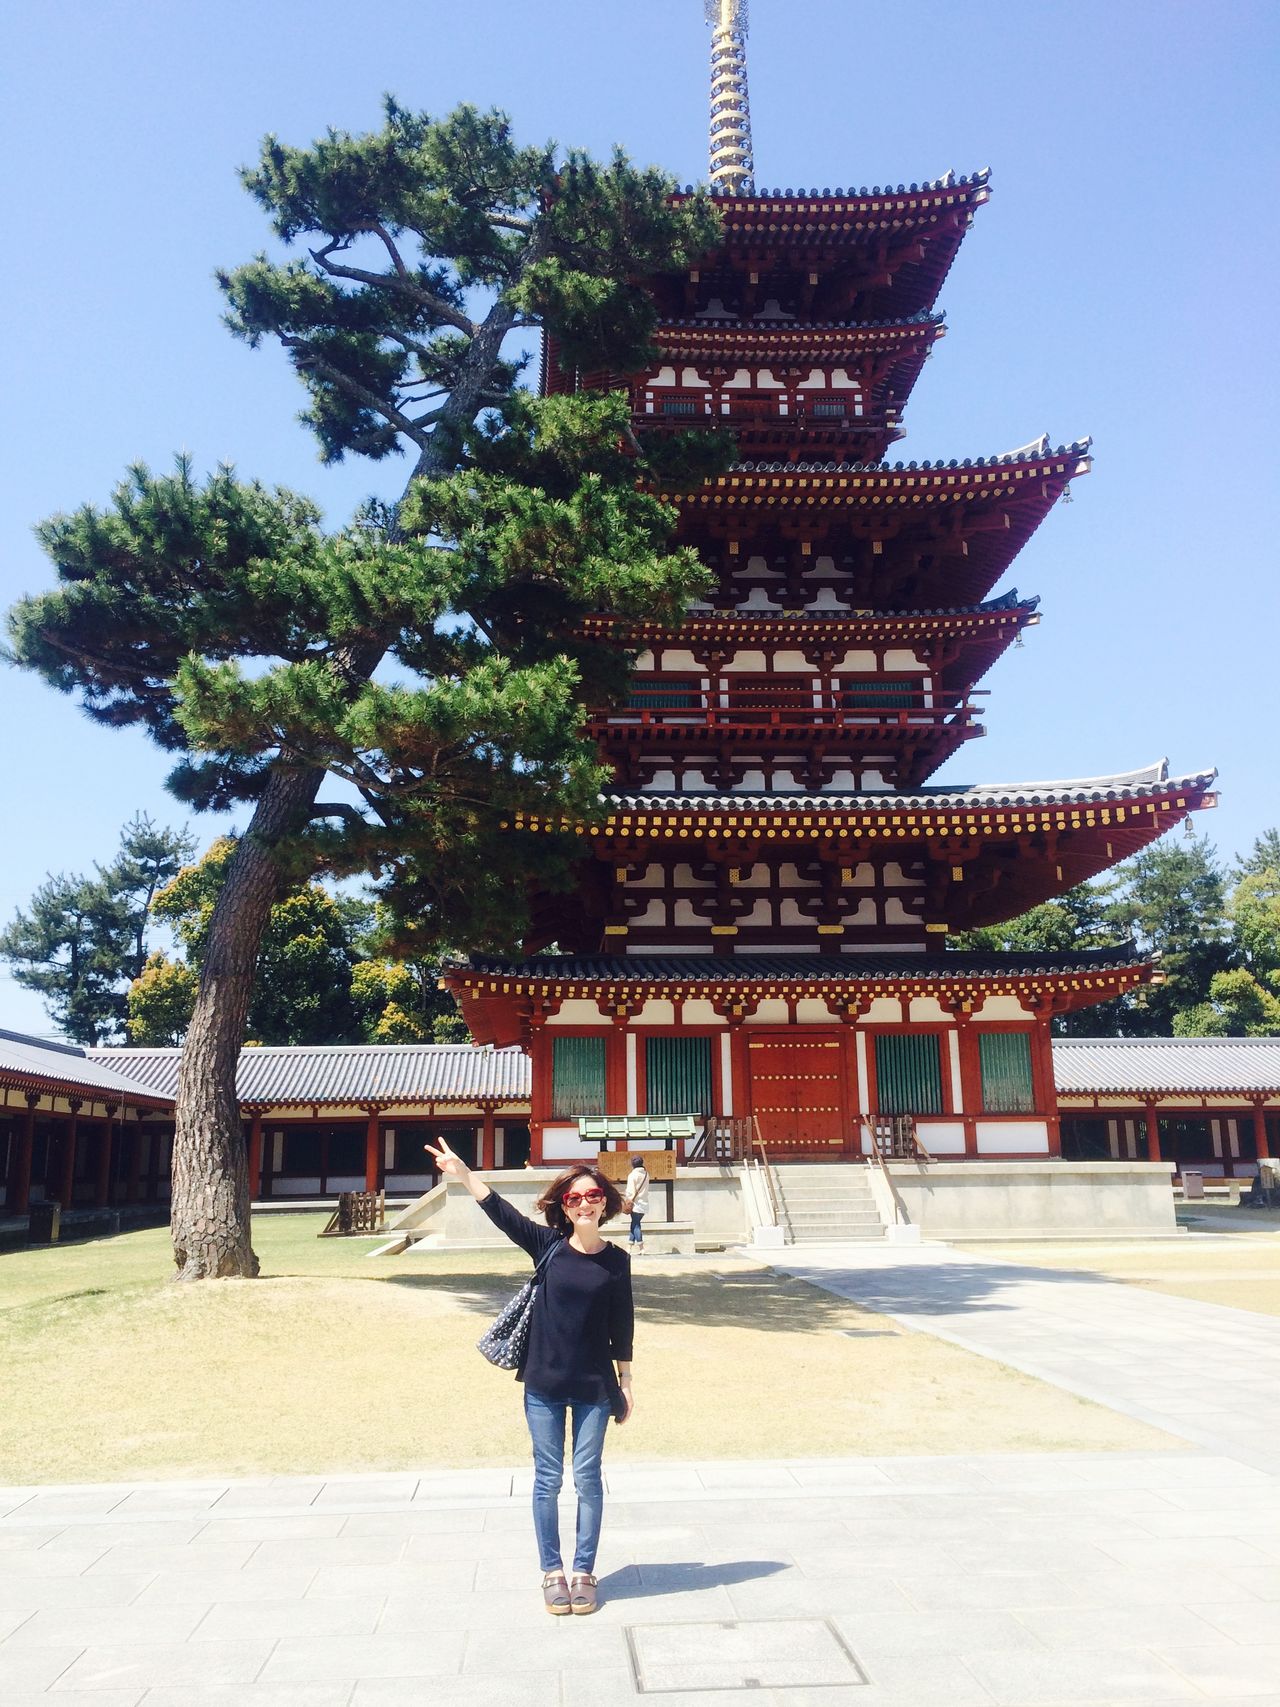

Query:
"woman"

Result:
[[623, 1153, 650, 1254], [424, 1136, 634, 1617]]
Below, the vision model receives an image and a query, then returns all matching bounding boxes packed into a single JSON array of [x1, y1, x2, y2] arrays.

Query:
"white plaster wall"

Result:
[[973, 996, 1032, 1020], [546, 999, 610, 1026], [916, 1121, 966, 1156], [975, 1121, 1050, 1155], [685, 999, 725, 1026]]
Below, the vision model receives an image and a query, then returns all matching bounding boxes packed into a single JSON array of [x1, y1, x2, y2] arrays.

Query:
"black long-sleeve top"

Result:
[[480, 1189, 634, 1409]]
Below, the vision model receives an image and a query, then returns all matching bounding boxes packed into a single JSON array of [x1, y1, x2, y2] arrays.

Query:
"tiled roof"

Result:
[[1053, 1038, 1280, 1096], [684, 171, 993, 199], [657, 310, 942, 331], [669, 591, 1038, 624], [731, 439, 1091, 475], [90, 1043, 531, 1108], [603, 762, 1215, 815], [0, 1029, 175, 1106], [460, 947, 1143, 983]]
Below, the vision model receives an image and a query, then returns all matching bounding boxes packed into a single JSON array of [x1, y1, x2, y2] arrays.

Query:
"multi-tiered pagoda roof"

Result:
[[447, 46, 1214, 1163]]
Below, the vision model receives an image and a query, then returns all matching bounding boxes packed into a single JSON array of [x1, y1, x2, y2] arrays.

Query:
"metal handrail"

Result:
[[868, 1143, 903, 1227], [750, 1117, 783, 1228]]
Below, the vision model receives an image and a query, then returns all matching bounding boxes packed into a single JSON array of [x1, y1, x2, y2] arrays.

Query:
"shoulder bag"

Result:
[[477, 1237, 562, 1369]]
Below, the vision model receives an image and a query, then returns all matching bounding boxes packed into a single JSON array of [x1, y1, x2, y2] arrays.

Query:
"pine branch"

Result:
[[283, 336, 431, 449], [310, 242, 475, 335]]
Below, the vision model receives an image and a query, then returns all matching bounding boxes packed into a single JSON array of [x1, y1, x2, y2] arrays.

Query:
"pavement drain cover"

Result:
[[840, 1329, 895, 1338], [625, 1617, 868, 1693]]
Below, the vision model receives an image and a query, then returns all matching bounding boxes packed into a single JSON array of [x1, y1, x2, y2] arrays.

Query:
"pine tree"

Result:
[[0, 815, 193, 1043], [6, 101, 727, 1279], [0, 872, 133, 1044], [109, 813, 196, 980], [1104, 835, 1233, 1035]]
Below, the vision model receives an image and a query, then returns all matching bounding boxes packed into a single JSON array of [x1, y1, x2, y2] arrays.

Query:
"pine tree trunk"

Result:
[[170, 765, 322, 1280], [165, 319, 511, 1281]]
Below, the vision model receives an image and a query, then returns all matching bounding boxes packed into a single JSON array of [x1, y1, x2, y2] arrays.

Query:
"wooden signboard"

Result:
[[596, 1148, 677, 1182]]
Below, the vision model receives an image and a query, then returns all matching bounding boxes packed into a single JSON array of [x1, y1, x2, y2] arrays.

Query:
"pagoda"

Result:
[[447, 0, 1216, 1165]]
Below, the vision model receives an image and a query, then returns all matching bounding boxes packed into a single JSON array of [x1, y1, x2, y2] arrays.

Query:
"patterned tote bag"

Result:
[[477, 1238, 562, 1369]]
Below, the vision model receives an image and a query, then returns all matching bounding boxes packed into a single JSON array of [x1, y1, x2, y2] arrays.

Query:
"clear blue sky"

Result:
[[2, 0, 1277, 1035]]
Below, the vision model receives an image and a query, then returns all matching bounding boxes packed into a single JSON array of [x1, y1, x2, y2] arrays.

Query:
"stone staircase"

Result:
[[771, 1163, 886, 1244]]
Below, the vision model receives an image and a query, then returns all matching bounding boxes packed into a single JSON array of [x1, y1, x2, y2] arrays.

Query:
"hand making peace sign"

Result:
[[424, 1135, 470, 1179]]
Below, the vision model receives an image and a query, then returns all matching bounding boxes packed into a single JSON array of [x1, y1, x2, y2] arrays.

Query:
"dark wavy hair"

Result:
[[535, 1165, 624, 1236]]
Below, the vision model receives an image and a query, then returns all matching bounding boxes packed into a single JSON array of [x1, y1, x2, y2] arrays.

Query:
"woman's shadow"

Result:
[[599, 1559, 786, 1599]]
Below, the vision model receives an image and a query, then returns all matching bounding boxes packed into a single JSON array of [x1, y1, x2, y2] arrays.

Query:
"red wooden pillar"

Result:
[[7, 1096, 38, 1215], [1144, 1100, 1161, 1163], [247, 1111, 264, 1201], [528, 1017, 549, 1165], [95, 1106, 117, 1208], [955, 1017, 981, 1158], [1032, 1017, 1061, 1156], [59, 1101, 80, 1209], [479, 1104, 497, 1171], [364, 1106, 383, 1193], [1252, 1100, 1271, 1160]]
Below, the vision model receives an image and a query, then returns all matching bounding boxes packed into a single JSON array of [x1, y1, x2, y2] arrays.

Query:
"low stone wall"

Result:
[[393, 1168, 747, 1250], [883, 1159, 1178, 1239], [389, 1161, 1176, 1248]]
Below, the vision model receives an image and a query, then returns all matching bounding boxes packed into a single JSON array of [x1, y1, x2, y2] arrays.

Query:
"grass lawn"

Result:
[[976, 1222, 1280, 1318], [0, 1214, 1176, 1484]]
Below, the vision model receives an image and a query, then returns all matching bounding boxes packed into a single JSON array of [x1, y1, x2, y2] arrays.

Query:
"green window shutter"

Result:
[[645, 1036, 713, 1116], [842, 678, 917, 711], [629, 678, 699, 710], [551, 1036, 607, 1117], [874, 1033, 944, 1115], [979, 1032, 1036, 1113]]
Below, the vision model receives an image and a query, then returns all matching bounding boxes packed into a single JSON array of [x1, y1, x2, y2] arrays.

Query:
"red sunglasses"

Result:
[[562, 1189, 606, 1208]]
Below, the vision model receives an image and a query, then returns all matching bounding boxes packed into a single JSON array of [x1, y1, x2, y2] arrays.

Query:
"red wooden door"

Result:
[[747, 1035, 848, 1158]]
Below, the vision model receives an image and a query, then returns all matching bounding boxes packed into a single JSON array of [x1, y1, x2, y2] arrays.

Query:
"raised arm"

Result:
[[424, 1135, 553, 1261], [424, 1135, 490, 1202]]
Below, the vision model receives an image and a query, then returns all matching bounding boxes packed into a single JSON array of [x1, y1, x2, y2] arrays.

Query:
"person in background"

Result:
[[424, 1136, 634, 1616], [623, 1153, 650, 1255]]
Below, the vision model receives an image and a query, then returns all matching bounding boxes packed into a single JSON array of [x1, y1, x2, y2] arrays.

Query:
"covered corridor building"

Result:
[[2, 1027, 1277, 1214]]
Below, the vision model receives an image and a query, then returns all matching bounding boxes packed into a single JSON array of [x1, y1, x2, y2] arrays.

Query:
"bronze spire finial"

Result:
[[704, 0, 754, 195]]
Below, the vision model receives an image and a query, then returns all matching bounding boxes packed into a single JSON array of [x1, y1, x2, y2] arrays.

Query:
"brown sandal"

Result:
[[542, 1571, 571, 1615], [570, 1572, 598, 1615]]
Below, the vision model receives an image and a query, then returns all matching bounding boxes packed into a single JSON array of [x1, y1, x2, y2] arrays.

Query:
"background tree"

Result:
[[7, 100, 726, 1279], [112, 812, 196, 979], [0, 815, 192, 1043], [952, 884, 1127, 1037], [1173, 968, 1280, 1038], [349, 956, 467, 1043], [0, 872, 131, 1044], [1102, 835, 1233, 1035], [127, 953, 200, 1046]]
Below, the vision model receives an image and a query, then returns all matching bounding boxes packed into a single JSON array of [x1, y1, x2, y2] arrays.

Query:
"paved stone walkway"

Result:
[[5, 1243, 1280, 1703], [769, 1244, 1280, 1473], [3, 1450, 1280, 1705]]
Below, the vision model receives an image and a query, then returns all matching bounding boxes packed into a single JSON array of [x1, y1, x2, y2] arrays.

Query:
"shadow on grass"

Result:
[[377, 1265, 888, 1333]]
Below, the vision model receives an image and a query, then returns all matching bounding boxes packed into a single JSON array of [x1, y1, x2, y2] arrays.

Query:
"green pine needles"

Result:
[[4, 97, 729, 1278]]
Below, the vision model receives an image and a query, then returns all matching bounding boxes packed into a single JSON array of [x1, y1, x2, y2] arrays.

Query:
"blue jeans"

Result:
[[629, 1211, 645, 1244], [523, 1389, 611, 1573]]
